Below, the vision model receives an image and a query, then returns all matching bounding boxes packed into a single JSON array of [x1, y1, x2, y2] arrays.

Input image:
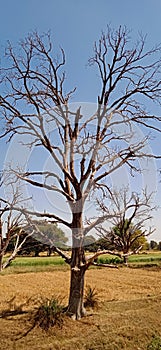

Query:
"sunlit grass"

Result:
[[1, 256, 68, 275], [11, 256, 65, 266], [2, 252, 161, 275], [97, 252, 161, 266]]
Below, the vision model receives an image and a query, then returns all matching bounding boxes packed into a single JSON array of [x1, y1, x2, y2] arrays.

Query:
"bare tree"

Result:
[[0, 196, 33, 271], [94, 188, 155, 265], [0, 26, 161, 319]]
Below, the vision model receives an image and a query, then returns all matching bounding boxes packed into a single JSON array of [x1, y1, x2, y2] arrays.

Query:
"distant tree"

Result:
[[150, 240, 158, 250], [158, 242, 161, 251], [130, 230, 148, 251], [16, 220, 68, 256], [36, 220, 68, 251], [0, 193, 34, 271], [94, 237, 115, 251], [83, 235, 97, 252], [7, 231, 45, 257], [95, 188, 155, 264]]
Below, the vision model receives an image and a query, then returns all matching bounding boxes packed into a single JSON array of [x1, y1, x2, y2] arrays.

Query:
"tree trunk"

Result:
[[0, 254, 3, 272], [123, 254, 128, 266], [67, 265, 86, 320], [67, 210, 87, 320]]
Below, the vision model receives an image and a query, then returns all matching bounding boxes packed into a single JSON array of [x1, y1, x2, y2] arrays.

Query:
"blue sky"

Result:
[[1, 0, 161, 102], [1, 0, 161, 241]]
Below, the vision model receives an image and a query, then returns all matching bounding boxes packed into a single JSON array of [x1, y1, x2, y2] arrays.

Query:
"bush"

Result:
[[84, 285, 98, 308], [98, 256, 122, 264], [31, 296, 65, 331], [147, 335, 161, 350]]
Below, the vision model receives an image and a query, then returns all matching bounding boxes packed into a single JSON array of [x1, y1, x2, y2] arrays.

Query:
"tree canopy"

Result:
[[7, 220, 68, 256]]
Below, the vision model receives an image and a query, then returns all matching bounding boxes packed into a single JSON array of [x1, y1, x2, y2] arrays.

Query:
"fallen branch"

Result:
[[85, 245, 143, 268], [91, 262, 119, 269], [85, 250, 122, 267]]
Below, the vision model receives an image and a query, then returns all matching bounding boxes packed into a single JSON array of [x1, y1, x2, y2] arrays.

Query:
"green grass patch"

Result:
[[129, 253, 161, 263], [2, 252, 161, 275], [1, 256, 68, 274], [98, 256, 122, 264], [10, 256, 65, 267], [97, 252, 161, 266]]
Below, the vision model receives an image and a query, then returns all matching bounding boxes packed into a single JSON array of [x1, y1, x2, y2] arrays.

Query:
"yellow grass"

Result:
[[0, 267, 161, 349]]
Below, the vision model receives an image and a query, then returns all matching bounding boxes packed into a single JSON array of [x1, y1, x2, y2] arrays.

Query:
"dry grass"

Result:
[[0, 267, 161, 349]]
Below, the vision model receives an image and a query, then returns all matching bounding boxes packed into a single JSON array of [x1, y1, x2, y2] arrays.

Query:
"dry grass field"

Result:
[[0, 266, 161, 349]]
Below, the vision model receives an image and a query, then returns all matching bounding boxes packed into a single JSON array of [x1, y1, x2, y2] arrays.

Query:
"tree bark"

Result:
[[67, 211, 87, 319], [0, 254, 3, 272], [123, 254, 128, 266], [67, 265, 86, 320]]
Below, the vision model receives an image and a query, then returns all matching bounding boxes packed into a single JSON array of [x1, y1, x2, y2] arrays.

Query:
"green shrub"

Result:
[[147, 335, 161, 350], [84, 285, 98, 308], [31, 296, 65, 331], [98, 256, 122, 264]]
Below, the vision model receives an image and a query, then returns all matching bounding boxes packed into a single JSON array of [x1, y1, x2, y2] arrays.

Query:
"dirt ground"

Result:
[[0, 267, 161, 349]]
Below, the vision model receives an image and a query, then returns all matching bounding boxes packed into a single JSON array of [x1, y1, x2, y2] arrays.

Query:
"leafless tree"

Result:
[[0, 26, 161, 319], [94, 188, 155, 265], [0, 193, 33, 271]]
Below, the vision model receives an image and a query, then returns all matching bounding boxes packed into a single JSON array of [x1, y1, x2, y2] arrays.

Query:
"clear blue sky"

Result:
[[1, 0, 161, 241], [1, 0, 161, 102]]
